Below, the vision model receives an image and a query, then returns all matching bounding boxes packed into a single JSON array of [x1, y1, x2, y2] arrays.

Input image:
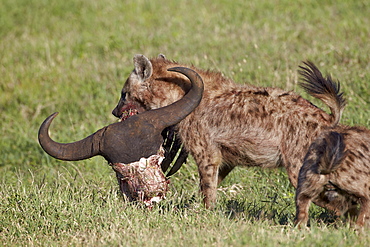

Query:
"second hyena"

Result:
[[295, 74, 370, 228]]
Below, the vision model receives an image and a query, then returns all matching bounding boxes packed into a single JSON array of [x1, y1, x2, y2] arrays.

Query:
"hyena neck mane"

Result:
[[149, 57, 237, 104]]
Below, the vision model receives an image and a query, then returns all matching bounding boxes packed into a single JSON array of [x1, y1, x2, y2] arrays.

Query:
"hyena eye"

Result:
[[140, 82, 150, 90], [121, 91, 127, 100]]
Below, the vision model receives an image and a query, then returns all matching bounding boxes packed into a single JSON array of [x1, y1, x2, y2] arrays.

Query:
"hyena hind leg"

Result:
[[355, 198, 370, 228], [294, 192, 313, 228], [294, 170, 327, 228]]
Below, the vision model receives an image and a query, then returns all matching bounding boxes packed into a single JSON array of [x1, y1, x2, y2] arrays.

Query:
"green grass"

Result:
[[1, 0, 370, 245]]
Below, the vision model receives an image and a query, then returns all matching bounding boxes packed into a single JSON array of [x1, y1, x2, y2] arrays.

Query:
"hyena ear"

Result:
[[133, 54, 152, 81], [158, 54, 166, 59]]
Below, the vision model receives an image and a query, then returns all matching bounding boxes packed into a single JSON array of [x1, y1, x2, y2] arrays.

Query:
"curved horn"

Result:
[[38, 112, 104, 161], [146, 67, 204, 129], [38, 67, 203, 163]]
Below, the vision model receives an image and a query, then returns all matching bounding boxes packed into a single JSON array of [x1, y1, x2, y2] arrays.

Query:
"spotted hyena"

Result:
[[112, 54, 345, 211]]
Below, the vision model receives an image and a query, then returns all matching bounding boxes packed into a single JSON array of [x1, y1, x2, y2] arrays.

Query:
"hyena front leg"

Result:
[[194, 151, 223, 209]]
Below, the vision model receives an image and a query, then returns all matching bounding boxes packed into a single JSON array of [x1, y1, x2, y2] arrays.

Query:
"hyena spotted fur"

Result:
[[112, 54, 344, 211], [294, 67, 370, 228]]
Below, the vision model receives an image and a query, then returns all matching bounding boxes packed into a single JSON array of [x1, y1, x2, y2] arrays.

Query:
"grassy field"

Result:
[[1, 0, 370, 246]]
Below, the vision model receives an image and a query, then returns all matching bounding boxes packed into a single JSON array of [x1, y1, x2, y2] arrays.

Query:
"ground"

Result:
[[1, 0, 370, 245]]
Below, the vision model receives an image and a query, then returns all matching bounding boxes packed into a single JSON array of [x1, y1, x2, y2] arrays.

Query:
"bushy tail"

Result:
[[299, 61, 346, 127], [317, 131, 347, 174]]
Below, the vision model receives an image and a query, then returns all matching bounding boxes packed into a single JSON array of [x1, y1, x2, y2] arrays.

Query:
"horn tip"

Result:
[[48, 112, 59, 120]]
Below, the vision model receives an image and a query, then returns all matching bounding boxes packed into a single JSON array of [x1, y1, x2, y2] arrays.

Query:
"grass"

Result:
[[1, 0, 370, 246]]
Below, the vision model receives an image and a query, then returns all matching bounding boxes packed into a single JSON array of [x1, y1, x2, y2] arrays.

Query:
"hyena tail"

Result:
[[299, 61, 346, 127], [317, 131, 347, 174]]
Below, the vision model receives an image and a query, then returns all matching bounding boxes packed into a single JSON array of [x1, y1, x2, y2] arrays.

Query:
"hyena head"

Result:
[[112, 54, 192, 121]]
